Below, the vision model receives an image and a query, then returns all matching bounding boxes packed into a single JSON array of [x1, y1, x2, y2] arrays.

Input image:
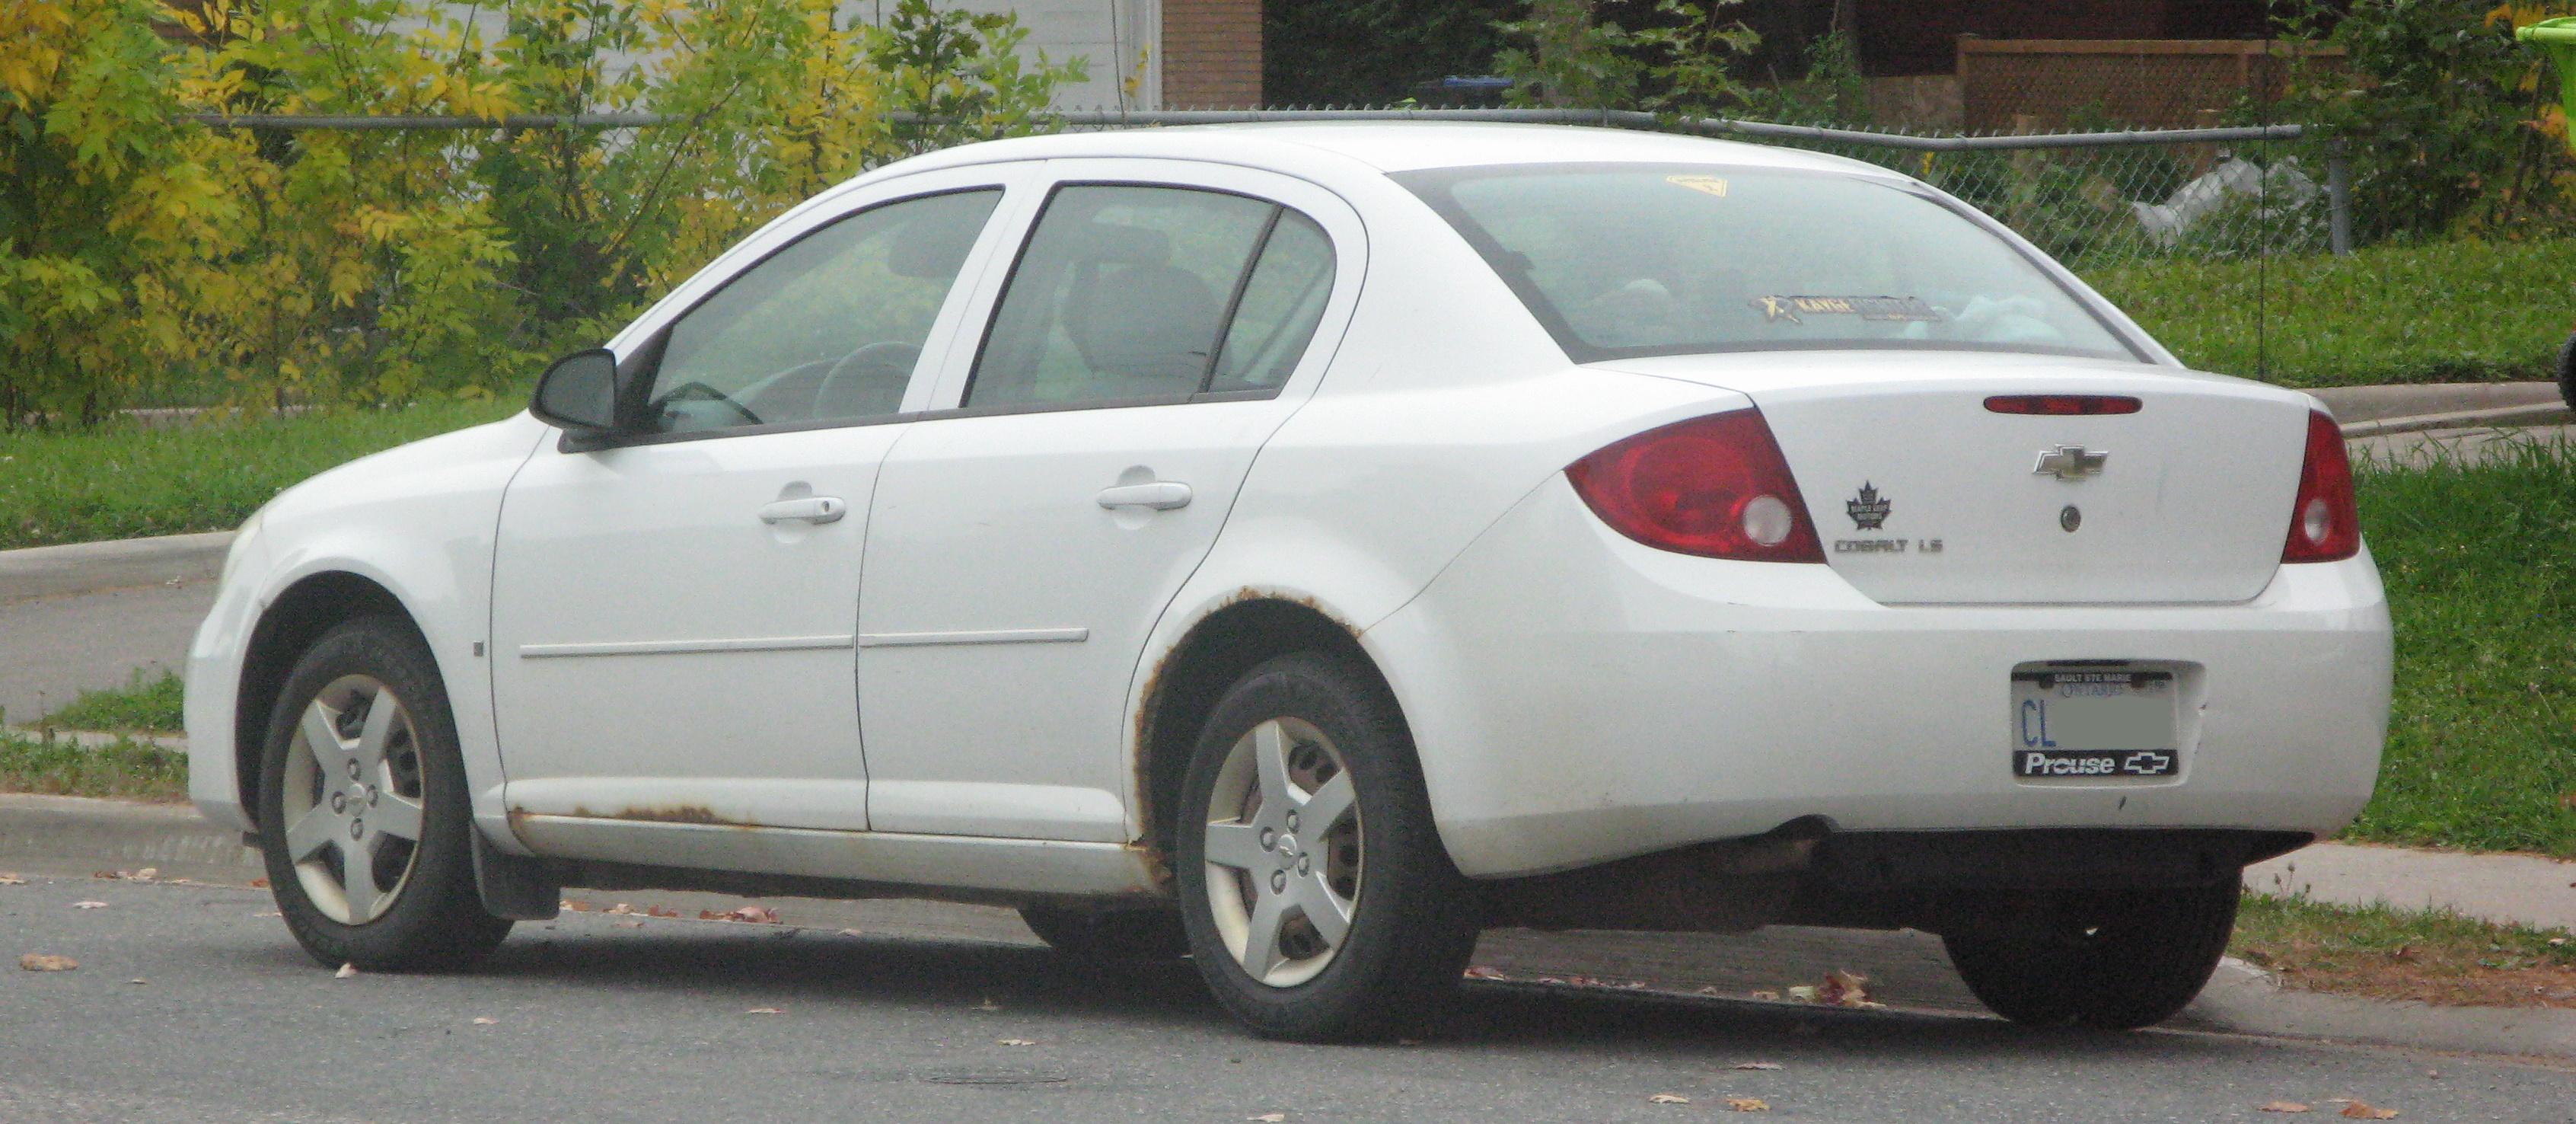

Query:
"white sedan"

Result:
[[186, 123, 2390, 1041]]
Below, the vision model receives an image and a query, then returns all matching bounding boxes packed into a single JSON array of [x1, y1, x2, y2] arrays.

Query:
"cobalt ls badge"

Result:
[[1846, 481, 1892, 530]]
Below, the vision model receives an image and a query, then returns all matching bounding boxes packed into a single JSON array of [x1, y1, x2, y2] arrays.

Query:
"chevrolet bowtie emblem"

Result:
[[2033, 445, 2109, 481]]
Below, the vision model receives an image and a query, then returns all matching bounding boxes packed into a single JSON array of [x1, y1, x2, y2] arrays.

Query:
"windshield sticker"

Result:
[[1665, 174, 1731, 196], [1751, 295, 1944, 324]]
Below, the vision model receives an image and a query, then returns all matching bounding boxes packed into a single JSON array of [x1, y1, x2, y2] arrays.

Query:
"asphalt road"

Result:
[[0, 580, 213, 724], [3, 870, 2569, 1124]]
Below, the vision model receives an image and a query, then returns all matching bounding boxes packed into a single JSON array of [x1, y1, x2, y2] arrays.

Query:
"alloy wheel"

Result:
[[1199, 717, 1363, 987], [279, 674, 427, 924]]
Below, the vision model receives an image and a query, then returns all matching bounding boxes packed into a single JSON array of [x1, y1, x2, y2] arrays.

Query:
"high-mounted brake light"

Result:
[[2281, 410, 2360, 563], [1565, 408, 1824, 563], [1984, 394, 2142, 416]]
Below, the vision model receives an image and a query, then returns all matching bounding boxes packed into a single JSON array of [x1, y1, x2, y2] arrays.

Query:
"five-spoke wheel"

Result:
[[1176, 653, 1479, 1041], [259, 617, 511, 971]]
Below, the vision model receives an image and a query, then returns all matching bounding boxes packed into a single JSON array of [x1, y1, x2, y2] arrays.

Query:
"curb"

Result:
[[5, 791, 2572, 1059], [0, 531, 234, 604], [2338, 401, 2574, 439], [2308, 382, 2565, 425]]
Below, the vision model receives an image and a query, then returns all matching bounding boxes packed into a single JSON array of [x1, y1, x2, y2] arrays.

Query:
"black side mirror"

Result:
[[530, 348, 621, 433]]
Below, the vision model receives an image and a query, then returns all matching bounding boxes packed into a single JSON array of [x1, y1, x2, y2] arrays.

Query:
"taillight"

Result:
[[2281, 410, 2360, 563], [1565, 408, 1824, 563], [1984, 394, 2141, 416]]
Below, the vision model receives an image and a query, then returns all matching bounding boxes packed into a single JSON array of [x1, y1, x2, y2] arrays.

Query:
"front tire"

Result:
[[258, 616, 511, 972], [1943, 883, 2239, 1030], [1175, 653, 1480, 1042]]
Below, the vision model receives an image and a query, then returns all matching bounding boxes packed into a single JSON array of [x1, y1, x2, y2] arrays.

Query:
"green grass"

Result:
[[0, 731, 189, 802], [2346, 438, 2576, 855], [2231, 891, 2576, 1007], [39, 667, 186, 733], [2087, 237, 2576, 388], [0, 399, 521, 551]]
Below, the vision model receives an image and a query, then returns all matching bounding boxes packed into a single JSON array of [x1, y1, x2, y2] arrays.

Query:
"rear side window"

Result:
[[968, 185, 1336, 407], [1396, 164, 2136, 364]]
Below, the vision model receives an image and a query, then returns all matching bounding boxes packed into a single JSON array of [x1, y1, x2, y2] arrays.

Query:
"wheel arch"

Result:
[[1132, 594, 1387, 873], [232, 571, 417, 817]]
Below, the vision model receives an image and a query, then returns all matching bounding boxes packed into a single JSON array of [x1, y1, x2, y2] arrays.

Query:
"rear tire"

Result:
[[258, 616, 511, 972], [1175, 653, 1480, 1042], [2557, 330, 2575, 412], [1943, 883, 2238, 1030], [1019, 905, 1187, 960]]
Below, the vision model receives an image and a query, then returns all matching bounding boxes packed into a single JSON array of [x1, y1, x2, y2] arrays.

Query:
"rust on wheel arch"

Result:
[[1129, 588, 1368, 891]]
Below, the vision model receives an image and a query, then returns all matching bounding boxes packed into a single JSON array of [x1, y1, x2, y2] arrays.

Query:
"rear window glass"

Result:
[[1395, 164, 2138, 364]]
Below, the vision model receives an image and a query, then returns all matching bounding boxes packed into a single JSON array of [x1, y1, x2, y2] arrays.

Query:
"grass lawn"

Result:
[[0, 731, 188, 802], [2087, 237, 2576, 388], [37, 668, 185, 734], [0, 399, 521, 551], [2231, 892, 2576, 1008], [2346, 437, 2576, 856]]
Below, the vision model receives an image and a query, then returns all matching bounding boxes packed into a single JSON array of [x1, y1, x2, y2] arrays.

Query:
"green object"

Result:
[[2518, 16, 2576, 155]]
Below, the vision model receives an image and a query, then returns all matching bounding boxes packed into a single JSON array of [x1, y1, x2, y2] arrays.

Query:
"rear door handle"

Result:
[[757, 496, 847, 524], [1096, 481, 1193, 511]]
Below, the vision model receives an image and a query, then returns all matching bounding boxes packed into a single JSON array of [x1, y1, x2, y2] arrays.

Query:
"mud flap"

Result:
[[471, 827, 560, 920]]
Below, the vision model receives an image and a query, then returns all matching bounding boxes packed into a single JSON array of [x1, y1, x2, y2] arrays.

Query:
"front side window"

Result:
[[1396, 164, 2136, 364], [645, 189, 999, 434], [967, 184, 1337, 408]]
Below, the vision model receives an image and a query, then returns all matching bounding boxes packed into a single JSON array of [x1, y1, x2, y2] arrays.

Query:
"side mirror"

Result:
[[530, 348, 622, 433]]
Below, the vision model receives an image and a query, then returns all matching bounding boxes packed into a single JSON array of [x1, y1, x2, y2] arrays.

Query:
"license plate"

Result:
[[2010, 669, 2178, 778]]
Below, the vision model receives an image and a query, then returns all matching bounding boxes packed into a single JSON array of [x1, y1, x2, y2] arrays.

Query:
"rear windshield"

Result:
[[1395, 164, 2138, 364]]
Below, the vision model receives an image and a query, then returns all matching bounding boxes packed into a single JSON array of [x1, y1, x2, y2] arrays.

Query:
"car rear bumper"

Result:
[[1368, 476, 2393, 880]]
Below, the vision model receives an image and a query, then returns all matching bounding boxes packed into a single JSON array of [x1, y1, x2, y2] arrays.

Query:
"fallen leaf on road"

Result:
[[73, 901, 107, 909], [838, 928, 866, 937], [94, 871, 119, 880], [1819, 969, 1874, 1007], [560, 899, 591, 912], [2338, 1103, 2398, 1119], [745, 1007, 783, 1014], [1733, 1062, 1784, 1070], [471, 1017, 498, 1025], [1248, 1114, 1286, 1122], [18, 954, 76, 972], [2260, 1102, 2312, 1113], [127, 978, 145, 985], [648, 906, 680, 918], [1648, 1094, 1691, 1104], [1748, 990, 1780, 1001], [0, 873, 25, 885], [732, 905, 777, 924], [1784, 985, 1819, 1002], [606, 903, 635, 915], [1462, 965, 1508, 979], [1726, 1098, 1769, 1112], [249, 879, 267, 888], [132, 868, 157, 882], [997, 1038, 1036, 1046], [335, 963, 358, 979], [253, 911, 281, 918]]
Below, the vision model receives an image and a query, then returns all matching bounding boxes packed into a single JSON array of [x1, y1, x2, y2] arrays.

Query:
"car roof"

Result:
[[862, 121, 1895, 187]]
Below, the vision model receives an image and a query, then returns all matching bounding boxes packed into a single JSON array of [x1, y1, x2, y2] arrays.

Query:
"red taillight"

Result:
[[1984, 394, 2142, 416], [1566, 409, 1825, 563], [2281, 410, 2360, 563]]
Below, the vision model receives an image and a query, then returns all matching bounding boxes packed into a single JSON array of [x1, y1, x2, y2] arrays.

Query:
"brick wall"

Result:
[[1162, 0, 1262, 108]]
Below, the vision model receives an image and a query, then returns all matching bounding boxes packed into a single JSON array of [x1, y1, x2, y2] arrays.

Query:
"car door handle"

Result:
[[1096, 481, 1193, 511], [757, 496, 847, 524]]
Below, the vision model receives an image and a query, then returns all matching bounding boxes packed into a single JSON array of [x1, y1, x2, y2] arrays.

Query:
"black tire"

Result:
[[1943, 882, 2239, 1030], [2556, 330, 2576, 413], [1019, 905, 1188, 960], [258, 615, 511, 972], [1175, 652, 1481, 1042]]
